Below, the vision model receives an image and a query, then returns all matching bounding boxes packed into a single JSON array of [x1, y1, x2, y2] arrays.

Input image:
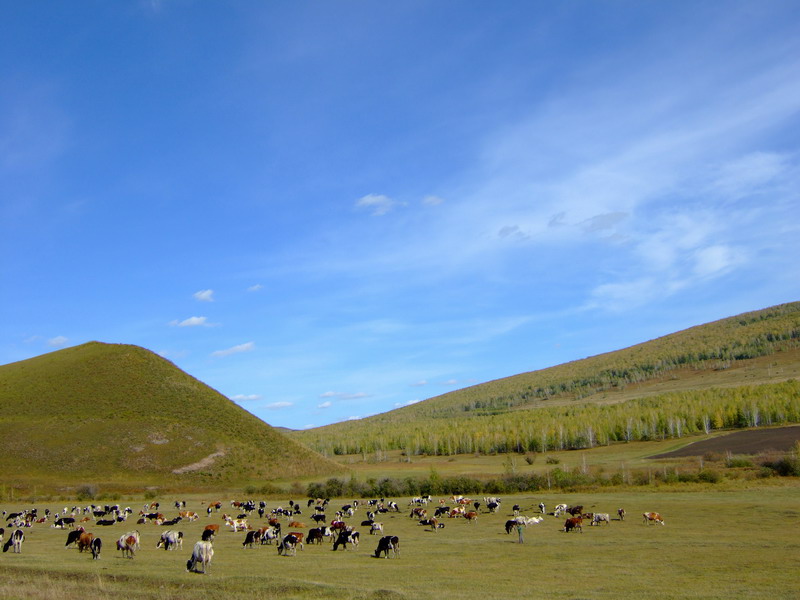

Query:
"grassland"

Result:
[[0, 482, 798, 600], [0, 342, 343, 490]]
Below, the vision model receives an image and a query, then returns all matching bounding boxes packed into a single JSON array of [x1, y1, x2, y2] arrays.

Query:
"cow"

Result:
[[311, 513, 327, 524], [95, 519, 116, 526], [116, 534, 138, 558], [592, 513, 610, 526], [553, 503, 568, 516], [374, 535, 399, 558], [2, 530, 24, 553], [77, 532, 95, 553], [465, 511, 479, 523], [277, 533, 303, 556], [564, 517, 583, 533], [202, 524, 219, 540], [643, 512, 665, 525], [369, 522, 384, 535], [225, 518, 249, 532], [333, 529, 359, 551], [288, 521, 305, 529], [409, 507, 427, 520], [53, 517, 76, 529], [505, 519, 518, 534], [567, 505, 583, 516], [242, 529, 261, 548], [259, 527, 280, 545], [618, 508, 626, 521], [65, 527, 87, 548], [539, 502, 546, 514], [307, 528, 326, 544], [157, 530, 183, 550], [187, 540, 214, 573], [90, 537, 102, 560]]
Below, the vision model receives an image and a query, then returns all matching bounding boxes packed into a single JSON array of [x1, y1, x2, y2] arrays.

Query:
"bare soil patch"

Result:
[[651, 425, 800, 458]]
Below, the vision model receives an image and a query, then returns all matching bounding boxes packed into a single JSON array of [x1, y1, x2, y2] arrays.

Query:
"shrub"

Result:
[[698, 469, 722, 483], [545, 456, 560, 464]]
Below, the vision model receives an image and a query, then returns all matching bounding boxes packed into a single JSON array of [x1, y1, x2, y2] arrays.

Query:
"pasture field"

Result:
[[0, 484, 798, 599]]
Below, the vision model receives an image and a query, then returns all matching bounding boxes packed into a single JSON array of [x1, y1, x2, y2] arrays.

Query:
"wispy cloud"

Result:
[[169, 316, 212, 327], [319, 391, 370, 400], [193, 289, 214, 302], [231, 394, 261, 402], [266, 401, 293, 410], [317, 401, 332, 409], [47, 336, 68, 347], [211, 342, 255, 357], [247, 284, 263, 292], [355, 194, 406, 216]]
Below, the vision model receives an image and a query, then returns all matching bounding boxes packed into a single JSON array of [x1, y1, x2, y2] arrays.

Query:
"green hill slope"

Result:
[[294, 301, 800, 456], [0, 342, 342, 488]]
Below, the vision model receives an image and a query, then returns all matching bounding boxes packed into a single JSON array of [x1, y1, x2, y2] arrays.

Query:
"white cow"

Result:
[[187, 540, 214, 573]]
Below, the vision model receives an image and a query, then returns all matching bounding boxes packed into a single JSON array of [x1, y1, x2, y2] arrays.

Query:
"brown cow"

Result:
[[564, 517, 583, 533], [77, 532, 94, 553], [643, 512, 664, 525], [465, 511, 479, 523]]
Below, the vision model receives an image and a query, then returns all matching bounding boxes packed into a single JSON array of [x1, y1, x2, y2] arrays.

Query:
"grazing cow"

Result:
[[307, 528, 325, 544], [226, 518, 249, 532], [592, 513, 610, 526], [201, 528, 216, 542], [277, 533, 302, 556], [486, 502, 500, 513], [116, 535, 138, 558], [203, 524, 220, 540], [2, 530, 24, 553], [563, 517, 583, 533], [643, 512, 665, 525], [260, 527, 279, 545], [77, 532, 95, 553], [618, 508, 626, 521], [157, 530, 183, 550], [434, 506, 450, 518], [369, 522, 384, 535], [505, 519, 517, 534], [65, 527, 87, 548], [242, 529, 261, 548], [178, 511, 199, 521], [333, 529, 359, 551], [187, 540, 214, 573], [330, 520, 347, 531], [465, 511, 479, 523], [553, 504, 568, 516], [96, 519, 115, 526], [54, 517, 75, 529], [409, 507, 427, 520], [567, 505, 583, 516], [312, 514, 327, 524], [90, 537, 102, 560], [374, 535, 399, 558]]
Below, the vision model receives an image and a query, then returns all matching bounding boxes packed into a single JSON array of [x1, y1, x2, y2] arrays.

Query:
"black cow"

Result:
[[242, 530, 261, 548], [65, 527, 87, 547], [374, 535, 399, 558], [333, 529, 359, 551]]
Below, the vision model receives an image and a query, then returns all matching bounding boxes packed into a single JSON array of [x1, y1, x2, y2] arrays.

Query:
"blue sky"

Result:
[[2, 1, 798, 429]]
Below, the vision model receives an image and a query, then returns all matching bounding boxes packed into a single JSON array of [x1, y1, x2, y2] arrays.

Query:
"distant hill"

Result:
[[0, 342, 343, 489], [294, 301, 800, 456]]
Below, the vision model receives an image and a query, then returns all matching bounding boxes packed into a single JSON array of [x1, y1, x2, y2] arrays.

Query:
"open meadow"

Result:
[[0, 482, 798, 600]]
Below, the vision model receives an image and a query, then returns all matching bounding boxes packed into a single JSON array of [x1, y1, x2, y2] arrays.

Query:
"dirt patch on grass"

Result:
[[651, 426, 800, 458], [172, 447, 227, 474]]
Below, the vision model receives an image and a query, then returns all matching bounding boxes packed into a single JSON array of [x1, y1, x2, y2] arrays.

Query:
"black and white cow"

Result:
[[374, 535, 399, 558], [3, 529, 24, 553], [157, 530, 183, 550]]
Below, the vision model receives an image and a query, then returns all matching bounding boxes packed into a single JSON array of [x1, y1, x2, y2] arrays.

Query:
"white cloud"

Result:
[[394, 398, 422, 407], [247, 284, 263, 292], [193, 289, 214, 302], [693, 245, 744, 278], [422, 195, 445, 206], [317, 401, 332, 409], [169, 316, 210, 327], [266, 401, 293, 410], [355, 194, 406, 216], [211, 342, 255, 357], [231, 394, 261, 402], [319, 391, 370, 400], [410, 380, 428, 387], [47, 336, 68, 347]]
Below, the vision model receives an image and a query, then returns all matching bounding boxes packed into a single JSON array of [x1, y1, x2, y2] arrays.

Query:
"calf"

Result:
[[374, 535, 399, 558], [187, 540, 214, 573], [563, 517, 583, 533], [643, 512, 665, 525]]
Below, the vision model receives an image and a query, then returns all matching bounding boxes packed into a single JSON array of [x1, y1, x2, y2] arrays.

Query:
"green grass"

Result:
[[0, 483, 798, 599]]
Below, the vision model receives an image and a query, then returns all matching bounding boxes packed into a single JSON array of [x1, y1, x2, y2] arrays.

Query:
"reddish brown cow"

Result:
[[465, 511, 479, 523], [77, 532, 94, 553], [643, 512, 664, 525], [564, 517, 583, 533]]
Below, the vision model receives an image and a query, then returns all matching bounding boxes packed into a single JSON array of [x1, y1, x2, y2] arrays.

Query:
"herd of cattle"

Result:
[[0, 495, 665, 573]]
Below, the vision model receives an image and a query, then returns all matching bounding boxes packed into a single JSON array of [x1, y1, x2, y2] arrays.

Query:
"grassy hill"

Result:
[[0, 342, 343, 491], [294, 301, 800, 457]]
